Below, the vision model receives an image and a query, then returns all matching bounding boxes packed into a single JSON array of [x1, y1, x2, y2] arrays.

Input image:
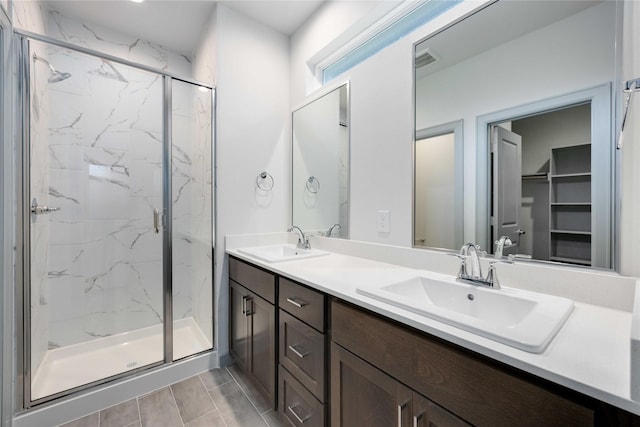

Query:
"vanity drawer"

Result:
[[280, 310, 326, 402], [279, 278, 325, 332], [279, 365, 326, 427], [229, 256, 275, 304]]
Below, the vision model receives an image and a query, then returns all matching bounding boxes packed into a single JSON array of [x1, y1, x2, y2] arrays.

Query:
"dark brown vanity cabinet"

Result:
[[228, 257, 277, 408], [330, 300, 595, 427], [278, 277, 327, 426], [228, 257, 639, 426], [331, 342, 469, 427]]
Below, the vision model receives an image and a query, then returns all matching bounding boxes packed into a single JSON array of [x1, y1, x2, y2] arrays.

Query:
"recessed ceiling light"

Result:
[[131, 0, 144, 3]]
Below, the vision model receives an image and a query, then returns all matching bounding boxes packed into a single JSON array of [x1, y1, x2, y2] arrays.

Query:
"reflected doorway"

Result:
[[491, 103, 592, 266], [414, 120, 463, 250]]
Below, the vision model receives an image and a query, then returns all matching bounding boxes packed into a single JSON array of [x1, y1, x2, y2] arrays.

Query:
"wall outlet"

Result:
[[377, 210, 390, 233]]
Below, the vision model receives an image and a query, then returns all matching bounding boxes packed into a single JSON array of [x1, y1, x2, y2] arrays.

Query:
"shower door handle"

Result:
[[153, 208, 160, 234], [31, 198, 60, 215], [31, 205, 60, 215]]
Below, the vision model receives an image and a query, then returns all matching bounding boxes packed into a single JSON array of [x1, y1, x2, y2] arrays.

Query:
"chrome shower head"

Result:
[[48, 70, 71, 83], [32, 52, 71, 83]]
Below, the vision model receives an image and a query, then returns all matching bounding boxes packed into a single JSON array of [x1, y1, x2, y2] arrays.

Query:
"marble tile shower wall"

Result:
[[12, 2, 193, 81], [41, 41, 166, 348], [45, 9, 193, 78]]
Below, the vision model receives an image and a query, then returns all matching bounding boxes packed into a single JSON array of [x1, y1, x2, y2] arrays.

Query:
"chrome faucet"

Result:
[[288, 226, 310, 250], [494, 236, 514, 259], [454, 243, 509, 289], [326, 223, 341, 237]]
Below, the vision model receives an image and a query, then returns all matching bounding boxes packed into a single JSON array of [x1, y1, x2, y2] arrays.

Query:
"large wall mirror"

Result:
[[292, 83, 350, 237], [414, 0, 620, 269]]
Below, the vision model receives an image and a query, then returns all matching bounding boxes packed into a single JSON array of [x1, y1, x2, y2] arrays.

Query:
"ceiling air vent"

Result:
[[415, 48, 438, 68]]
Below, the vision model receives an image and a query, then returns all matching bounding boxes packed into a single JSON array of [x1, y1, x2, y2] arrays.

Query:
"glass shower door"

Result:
[[27, 39, 165, 401], [171, 80, 214, 360]]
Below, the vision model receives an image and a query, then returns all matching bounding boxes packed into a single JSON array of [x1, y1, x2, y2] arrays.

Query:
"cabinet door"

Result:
[[413, 393, 471, 427], [229, 280, 249, 370], [331, 342, 413, 427], [248, 292, 276, 407]]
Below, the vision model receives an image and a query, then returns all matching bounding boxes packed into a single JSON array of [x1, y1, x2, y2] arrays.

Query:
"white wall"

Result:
[[192, 6, 216, 85], [289, 1, 383, 106], [213, 4, 290, 357], [620, 0, 640, 276]]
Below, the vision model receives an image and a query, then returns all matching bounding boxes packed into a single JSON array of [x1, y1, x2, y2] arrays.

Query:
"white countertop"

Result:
[[226, 234, 639, 416]]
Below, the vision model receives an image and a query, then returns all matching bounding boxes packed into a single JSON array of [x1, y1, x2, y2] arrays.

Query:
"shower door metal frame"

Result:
[[162, 75, 174, 363], [0, 8, 15, 425], [15, 30, 216, 410]]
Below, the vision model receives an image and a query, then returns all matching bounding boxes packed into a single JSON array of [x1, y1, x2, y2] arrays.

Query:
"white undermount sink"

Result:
[[237, 244, 329, 263], [357, 275, 574, 353]]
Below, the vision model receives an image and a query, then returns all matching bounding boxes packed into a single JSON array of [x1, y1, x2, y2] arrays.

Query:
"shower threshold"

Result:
[[31, 317, 211, 401]]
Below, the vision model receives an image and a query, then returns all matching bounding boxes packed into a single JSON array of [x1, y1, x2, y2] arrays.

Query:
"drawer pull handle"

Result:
[[288, 344, 310, 359], [413, 412, 425, 427], [398, 401, 409, 427], [286, 297, 308, 308], [287, 405, 310, 423], [245, 297, 253, 316], [241, 296, 246, 315]]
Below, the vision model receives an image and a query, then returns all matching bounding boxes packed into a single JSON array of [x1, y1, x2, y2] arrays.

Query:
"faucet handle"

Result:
[[485, 261, 501, 289], [447, 253, 467, 278], [485, 258, 514, 289]]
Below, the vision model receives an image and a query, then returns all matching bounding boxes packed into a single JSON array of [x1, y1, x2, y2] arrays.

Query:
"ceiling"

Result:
[[415, 0, 601, 78], [44, 0, 325, 56]]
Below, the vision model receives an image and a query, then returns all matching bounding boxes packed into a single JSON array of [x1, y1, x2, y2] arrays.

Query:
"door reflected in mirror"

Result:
[[292, 83, 349, 238], [414, 120, 463, 250], [491, 103, 593, 266], [413, 0, 618, 269]]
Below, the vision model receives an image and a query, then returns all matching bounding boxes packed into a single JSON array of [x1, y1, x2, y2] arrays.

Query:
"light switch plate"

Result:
[[377, 210, 390, 233]]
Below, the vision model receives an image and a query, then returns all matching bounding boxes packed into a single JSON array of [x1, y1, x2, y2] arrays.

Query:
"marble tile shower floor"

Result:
[[33, 318, 211, 400], [59, 365, 287, 427]]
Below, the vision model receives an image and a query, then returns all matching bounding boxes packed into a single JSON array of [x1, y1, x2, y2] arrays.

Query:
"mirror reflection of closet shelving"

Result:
[[549, 143, 592, 266]]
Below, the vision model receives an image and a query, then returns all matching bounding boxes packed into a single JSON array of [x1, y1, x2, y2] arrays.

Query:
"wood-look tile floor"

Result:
[[59, 365, 288, 427]]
